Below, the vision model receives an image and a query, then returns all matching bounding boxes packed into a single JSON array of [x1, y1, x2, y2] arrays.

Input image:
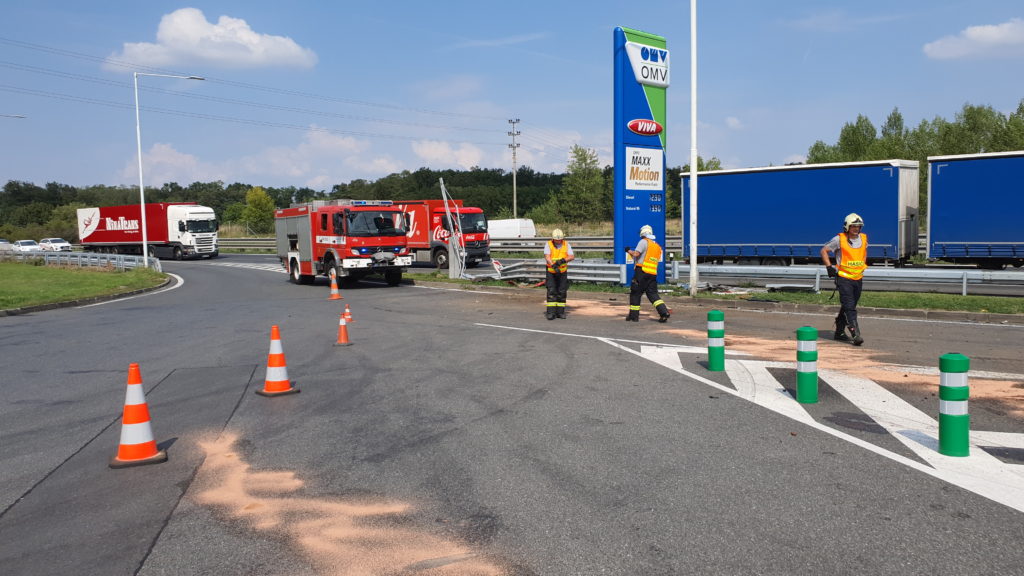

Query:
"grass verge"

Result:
[[0, 261, 166, 310]]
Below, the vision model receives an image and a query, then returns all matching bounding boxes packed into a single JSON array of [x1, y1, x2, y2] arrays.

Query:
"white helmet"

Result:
[[639, 225, 653, 237], [843, 213, 864, 231], [551, 229, 565, 240]]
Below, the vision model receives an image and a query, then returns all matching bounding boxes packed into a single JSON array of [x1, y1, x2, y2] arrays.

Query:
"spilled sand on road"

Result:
[[565, 299, 1024, 417], [194, 433, 503, 576]]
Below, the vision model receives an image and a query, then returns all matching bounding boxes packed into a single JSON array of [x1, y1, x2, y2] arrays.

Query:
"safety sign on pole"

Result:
[[614, 27, 669, 285]]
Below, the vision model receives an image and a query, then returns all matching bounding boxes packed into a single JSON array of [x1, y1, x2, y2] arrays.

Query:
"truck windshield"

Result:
[[458, 213, 487, 234], [346, 211, 407, 237], [187, 220, 218, 233]]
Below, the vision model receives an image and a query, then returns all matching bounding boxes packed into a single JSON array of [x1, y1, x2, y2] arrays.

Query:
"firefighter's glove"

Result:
[[826, 266, 838, 279], [555, 258, 566, 267], [623, 247, 631, 254]]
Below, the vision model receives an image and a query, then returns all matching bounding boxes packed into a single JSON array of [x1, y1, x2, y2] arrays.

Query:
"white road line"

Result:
[[78, 273, 184, 308], [822, 369, 1024, 512], [478, 322, 1024, 513], [476, 323, 749, 355], [205, 262, 286, 273], [881, 364, 1024, 381]]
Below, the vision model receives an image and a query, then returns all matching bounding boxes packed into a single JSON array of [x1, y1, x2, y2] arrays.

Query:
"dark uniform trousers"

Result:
[[835, 275, 863, 332], [628, 269, 669, 320], [546, 271, 568, 317]]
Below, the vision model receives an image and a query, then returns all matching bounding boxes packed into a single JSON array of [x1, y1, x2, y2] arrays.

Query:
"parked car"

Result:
[[0, 239, 12, 252], [12, 239, 41, 252], [39, 237, 73, 251]]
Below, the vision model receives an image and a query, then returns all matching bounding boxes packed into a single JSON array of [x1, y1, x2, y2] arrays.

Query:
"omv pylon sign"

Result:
[[614, 26, 668, 284]]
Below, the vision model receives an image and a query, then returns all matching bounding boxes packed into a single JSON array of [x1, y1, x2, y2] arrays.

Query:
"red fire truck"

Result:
[[274, 200, 412, 286], [395, 199, 490, 268]]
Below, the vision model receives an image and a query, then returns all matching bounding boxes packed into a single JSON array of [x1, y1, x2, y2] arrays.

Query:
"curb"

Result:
[[0, 276, 175, 317], [409, 279, 1024, 326]]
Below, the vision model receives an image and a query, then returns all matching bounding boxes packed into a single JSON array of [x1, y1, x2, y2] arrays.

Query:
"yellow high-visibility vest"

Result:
[[838, 233, 868, 280]]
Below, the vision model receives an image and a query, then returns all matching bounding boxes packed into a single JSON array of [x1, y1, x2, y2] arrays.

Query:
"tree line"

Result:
[[2, 100, 1019, 240]]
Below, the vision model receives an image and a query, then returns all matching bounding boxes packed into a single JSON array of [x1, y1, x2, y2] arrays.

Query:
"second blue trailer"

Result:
[[682, 160, 920, 265]]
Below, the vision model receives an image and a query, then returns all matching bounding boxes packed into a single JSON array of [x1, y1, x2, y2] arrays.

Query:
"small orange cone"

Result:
[[256, 325, 299, 396], [328, 271, 343, 300], [110, 363, 167, 468], [344, 304, 354, 323], [334, 313, 352, 346]]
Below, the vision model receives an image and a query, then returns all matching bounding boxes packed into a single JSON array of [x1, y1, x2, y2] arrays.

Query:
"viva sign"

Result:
[[614, 27, 668, 284]]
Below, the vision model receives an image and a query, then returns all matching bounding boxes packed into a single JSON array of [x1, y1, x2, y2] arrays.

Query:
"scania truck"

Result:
[[77, 202, 218, 259]]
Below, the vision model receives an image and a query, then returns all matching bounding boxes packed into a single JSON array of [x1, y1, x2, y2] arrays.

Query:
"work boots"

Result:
[[546, 308, 556, 320], [849, 323, 864, 346], [834, 317, 850, 342], [556, 307, 566, 319], [625, 311, 639, 322]]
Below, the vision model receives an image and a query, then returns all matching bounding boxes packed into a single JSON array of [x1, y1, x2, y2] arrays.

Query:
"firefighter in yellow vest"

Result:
[[624, 225, 670, 323], [820, 213, 867, 345], [544, 229, 575, 319]]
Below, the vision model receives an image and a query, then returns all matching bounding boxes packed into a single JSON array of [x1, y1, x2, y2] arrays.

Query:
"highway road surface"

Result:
[[2, 254, 1022, 575]]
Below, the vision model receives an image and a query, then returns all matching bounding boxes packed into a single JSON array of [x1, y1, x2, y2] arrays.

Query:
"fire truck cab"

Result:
[[275, 199, 412, 286]]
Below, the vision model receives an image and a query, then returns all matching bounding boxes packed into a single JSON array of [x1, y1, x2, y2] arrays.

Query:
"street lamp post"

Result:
[[134, 72, 204, 261]]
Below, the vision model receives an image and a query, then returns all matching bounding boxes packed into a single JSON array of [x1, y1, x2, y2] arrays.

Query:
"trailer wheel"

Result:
[[173, 247, 183, 260], [432, 249, 449, 269], [385, 270, 402, 286]]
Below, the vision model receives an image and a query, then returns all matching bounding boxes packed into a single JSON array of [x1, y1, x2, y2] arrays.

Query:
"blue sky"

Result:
[[2, 1, 1023, 190]]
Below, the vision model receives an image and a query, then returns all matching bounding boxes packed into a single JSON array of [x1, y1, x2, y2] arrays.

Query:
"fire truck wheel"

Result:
[[432, 249, 449, 269], [289, 259, 314, 284], [385, 271, 402, 286]]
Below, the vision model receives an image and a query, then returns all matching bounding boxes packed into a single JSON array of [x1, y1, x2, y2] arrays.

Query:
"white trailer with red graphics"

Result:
[[274, 199, 412, 286]]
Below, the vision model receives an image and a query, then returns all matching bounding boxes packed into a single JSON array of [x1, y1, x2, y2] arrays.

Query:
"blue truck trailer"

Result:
[[927, 151, 1024, 269], [682, 160, 920, 265]]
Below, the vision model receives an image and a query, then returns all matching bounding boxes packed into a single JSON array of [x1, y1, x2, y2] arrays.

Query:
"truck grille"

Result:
[[195, 236, 216, 252]]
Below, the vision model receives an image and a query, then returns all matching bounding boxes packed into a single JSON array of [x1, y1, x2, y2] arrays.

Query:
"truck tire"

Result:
[[432, 249, 449, 269], [173, 247, 183, 260], [289, 258, 315, 284], [385, 270, 402, 286]]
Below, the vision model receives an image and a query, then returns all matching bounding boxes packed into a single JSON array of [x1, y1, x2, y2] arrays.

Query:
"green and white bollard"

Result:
[[938, 353, 970, 457], [707, 310, 725, 371], [795, 326, 818, 404]]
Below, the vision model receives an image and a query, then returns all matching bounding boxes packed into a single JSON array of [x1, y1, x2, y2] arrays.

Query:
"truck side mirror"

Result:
[[178, 221, 186, 232]]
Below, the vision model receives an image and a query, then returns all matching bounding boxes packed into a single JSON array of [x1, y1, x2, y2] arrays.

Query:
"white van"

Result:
[[487, 218, 537, 238]]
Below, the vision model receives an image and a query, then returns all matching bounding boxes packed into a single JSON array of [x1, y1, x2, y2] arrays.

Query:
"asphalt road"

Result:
[[1, 254, 1023, 576]]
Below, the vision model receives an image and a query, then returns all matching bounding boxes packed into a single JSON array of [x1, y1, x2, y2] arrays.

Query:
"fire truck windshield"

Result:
[[346, 211, 407, 237]]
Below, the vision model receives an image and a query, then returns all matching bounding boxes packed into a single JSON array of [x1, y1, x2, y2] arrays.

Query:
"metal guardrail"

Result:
[[669, 263, 1024, 296], [468, 259, 625, 284], [1, 250, 161, 272]]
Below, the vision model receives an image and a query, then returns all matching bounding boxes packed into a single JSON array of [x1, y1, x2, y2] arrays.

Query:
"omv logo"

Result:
[[625, 41, 670, 88]]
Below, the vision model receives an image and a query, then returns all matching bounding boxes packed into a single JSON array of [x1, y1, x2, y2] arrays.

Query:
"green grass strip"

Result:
[[0, 262, 166, 310]]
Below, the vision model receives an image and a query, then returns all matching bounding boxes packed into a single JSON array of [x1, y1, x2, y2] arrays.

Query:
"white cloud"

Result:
[[122, 142, 225, 186], [107, 8, 317, 69], [924, 18, 1024, 60], [411, 140, 485, 169], [725, 116, 743, 130]]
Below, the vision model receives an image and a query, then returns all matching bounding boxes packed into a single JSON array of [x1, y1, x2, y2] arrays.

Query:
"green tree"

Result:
[[559, 144, 606, 223], [241, 186, 276, 234]]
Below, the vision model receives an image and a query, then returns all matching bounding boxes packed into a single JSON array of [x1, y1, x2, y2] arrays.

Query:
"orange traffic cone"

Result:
[[334, 313, 352, 346], [344, 304, 354, 323], [328, 272, 343, 300], [256, 325, 299, 396], [110, 363, 167, 468]]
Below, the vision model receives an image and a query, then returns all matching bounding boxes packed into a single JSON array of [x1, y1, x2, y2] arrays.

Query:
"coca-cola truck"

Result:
[[275, 199, 412, 286], [77, 202, 219, 259], [395, 199, 490, 268]]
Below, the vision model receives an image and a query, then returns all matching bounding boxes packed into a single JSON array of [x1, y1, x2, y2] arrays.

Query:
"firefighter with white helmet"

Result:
[[820, 213, 867, 345], [624, 224, 670, 322], [544, 228, 575, 319]]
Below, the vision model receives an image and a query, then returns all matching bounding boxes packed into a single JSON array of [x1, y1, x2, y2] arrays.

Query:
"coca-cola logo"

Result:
[[628, 119, 663, 136]]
